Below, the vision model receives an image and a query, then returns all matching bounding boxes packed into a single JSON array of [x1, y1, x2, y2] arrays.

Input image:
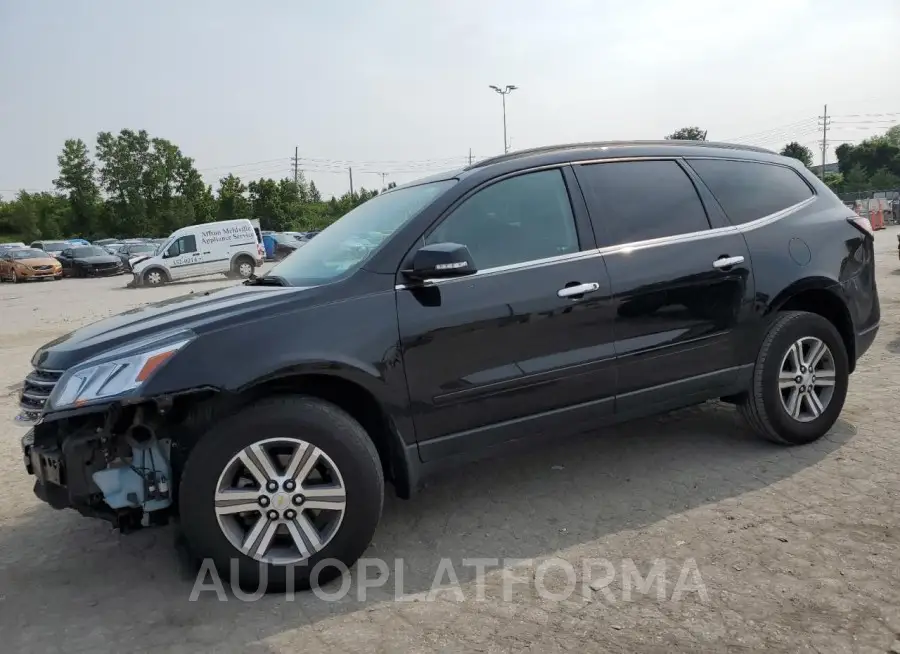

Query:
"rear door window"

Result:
[[574, 160, 711, 246], [686, 159, 814, 225]]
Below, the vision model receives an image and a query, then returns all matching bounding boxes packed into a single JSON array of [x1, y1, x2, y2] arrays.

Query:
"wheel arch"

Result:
[[764, 278, 856, 372], [229, 251, 255, 270], [217, 368, 417, 499]]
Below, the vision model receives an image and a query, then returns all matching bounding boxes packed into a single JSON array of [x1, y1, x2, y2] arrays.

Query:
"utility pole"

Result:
[[292, 146, 299, 186], [468, 148, 473, 166], [378, 172, 389, 188], [489, 85, 518, 154], [818, 105, 831, 180], [349, 167, 354, 196]]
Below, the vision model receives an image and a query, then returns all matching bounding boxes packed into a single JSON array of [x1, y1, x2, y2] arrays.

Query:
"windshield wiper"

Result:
[[243, 275, 289, 287]]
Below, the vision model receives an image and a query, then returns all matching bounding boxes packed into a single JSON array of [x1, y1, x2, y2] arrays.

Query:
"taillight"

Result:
[[848, 216, 874, 238]]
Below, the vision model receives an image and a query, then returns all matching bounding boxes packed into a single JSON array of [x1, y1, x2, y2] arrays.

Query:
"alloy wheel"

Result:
[[778, 336, 836, 423], [146, 271, 162, 285], [238, 262, 253, 278], [214, 437, 347, 564]]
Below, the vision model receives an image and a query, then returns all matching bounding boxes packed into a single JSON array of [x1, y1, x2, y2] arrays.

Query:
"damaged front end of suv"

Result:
[[18, 329, 212, 533]]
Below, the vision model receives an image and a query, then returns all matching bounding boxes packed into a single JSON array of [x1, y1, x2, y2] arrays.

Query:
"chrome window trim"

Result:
[[394, 168, 816, 290]]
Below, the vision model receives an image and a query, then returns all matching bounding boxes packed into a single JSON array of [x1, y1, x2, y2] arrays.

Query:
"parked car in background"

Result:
[[93, 238, 120, 247], [0, 242, 26, 251], [0, 247, 62, 282], [115, 242, 158, 271], [29, 240, 70, 257], [131, 218, 265, 286], [66, 238, 91, 246], [269, 232, 304, 260], [57, 245, 125, 277]]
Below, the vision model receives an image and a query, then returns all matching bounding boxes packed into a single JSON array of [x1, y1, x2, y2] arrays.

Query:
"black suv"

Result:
[[18, 141, 879, 591]]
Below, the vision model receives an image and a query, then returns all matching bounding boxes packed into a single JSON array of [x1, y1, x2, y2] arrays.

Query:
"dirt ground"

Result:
[[1, 232, 899, 654]]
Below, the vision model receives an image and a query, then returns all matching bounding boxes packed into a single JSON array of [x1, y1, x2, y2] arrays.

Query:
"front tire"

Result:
[[142, 268, 166, 286], [738, 310, 849, 445], [178, 396, 384, 593], [234, 256, 255, 279], [11, 269, 19, 284]]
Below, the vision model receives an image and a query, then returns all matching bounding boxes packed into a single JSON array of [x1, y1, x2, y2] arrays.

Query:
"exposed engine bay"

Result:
[[22, 404, 181, 533]]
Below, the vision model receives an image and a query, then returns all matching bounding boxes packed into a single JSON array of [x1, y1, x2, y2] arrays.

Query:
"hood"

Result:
[[14, 256, 60, 267], [31, 283, 314, 371], [129, 254, 154, 266], [75, 254, 121, 264]]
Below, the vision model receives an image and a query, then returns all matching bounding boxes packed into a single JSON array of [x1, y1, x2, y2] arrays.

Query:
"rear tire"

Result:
[[178, 395, 384, 593], [738, 310, 849, 445]]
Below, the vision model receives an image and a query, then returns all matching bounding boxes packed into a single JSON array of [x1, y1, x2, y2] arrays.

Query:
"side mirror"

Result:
[[403, 242, 477, 281]]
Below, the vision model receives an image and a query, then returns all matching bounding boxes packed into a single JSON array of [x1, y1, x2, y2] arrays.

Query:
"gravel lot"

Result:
[[1, 232, 899, 654]]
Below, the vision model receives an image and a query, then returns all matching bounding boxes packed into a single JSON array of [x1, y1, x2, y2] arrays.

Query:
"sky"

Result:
[[1, 0, 899, 200]]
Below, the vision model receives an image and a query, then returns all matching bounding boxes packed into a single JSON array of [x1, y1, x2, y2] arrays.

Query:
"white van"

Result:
[[130, 219, 265, 286]]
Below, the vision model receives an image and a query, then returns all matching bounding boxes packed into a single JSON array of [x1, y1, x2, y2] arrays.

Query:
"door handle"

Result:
[[557, 282, 600, 298], [713, 255, 744, 269]]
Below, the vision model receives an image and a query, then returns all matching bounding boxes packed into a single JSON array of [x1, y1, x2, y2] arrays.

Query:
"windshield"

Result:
[[127, 244, 155, 254], [268, 179, 455, 285], [8, 249, 47, 259], [72, 246, 110, 257]]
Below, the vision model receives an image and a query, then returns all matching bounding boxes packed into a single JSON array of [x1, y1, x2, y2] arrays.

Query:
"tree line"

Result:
[[0, 129, 391, 243], [665, 124, 900, 194]]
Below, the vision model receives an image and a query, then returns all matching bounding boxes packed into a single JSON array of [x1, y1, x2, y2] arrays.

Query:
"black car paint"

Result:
[[25, 141, 880, 499], [57, 251, 124, 276]]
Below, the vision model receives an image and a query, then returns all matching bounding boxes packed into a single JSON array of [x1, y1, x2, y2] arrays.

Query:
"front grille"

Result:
[[94, 262, 119, 270], [32, 265, 54, 271], [20, 368, 63, 415]]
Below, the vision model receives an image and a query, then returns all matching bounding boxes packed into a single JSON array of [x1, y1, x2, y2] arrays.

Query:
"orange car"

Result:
[[0, 247, 63, 282]]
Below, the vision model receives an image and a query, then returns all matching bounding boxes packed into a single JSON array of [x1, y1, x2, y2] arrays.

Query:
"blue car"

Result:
[[66, 238, 91, 246]]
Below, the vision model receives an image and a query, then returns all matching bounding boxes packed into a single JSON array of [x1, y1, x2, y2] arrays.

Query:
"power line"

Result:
[[723, 118, 819, 143]]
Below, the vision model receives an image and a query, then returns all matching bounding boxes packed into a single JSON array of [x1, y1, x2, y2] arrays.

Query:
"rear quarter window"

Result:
[[687, 158, 814, 225]]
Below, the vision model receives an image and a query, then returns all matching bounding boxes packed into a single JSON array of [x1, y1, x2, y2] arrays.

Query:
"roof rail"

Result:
[[467, 140, 777, 169]]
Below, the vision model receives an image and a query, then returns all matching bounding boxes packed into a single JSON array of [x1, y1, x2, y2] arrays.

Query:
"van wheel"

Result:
[[178, 396, 384, 593], [234, 256, 254, 279], [738, 311, 849, 445], [143, 269, 167, 286]]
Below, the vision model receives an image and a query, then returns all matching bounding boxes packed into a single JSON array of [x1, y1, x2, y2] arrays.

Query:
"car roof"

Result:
[[388, 140, 787, 193]]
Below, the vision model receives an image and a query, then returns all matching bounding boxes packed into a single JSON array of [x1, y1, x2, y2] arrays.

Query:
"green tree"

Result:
[[248, 177, 289, 231], [867, 167, 900, 190], [823, 172, 844, 193], [779, 141, 813, 167], [53, 138, 100, 237], [307, 179, 322, 203], [216, 174, 251, 222], [843, 164, 870, 192], [835, 137, 900, 178], [884, 124, 900, 147], [95, 129, 152, 236], [665, 126, 707, 141], [4, 192, 70, 242]]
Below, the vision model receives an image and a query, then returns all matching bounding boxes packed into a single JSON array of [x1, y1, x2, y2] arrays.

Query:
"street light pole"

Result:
[[489, 85, 518, 153]]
